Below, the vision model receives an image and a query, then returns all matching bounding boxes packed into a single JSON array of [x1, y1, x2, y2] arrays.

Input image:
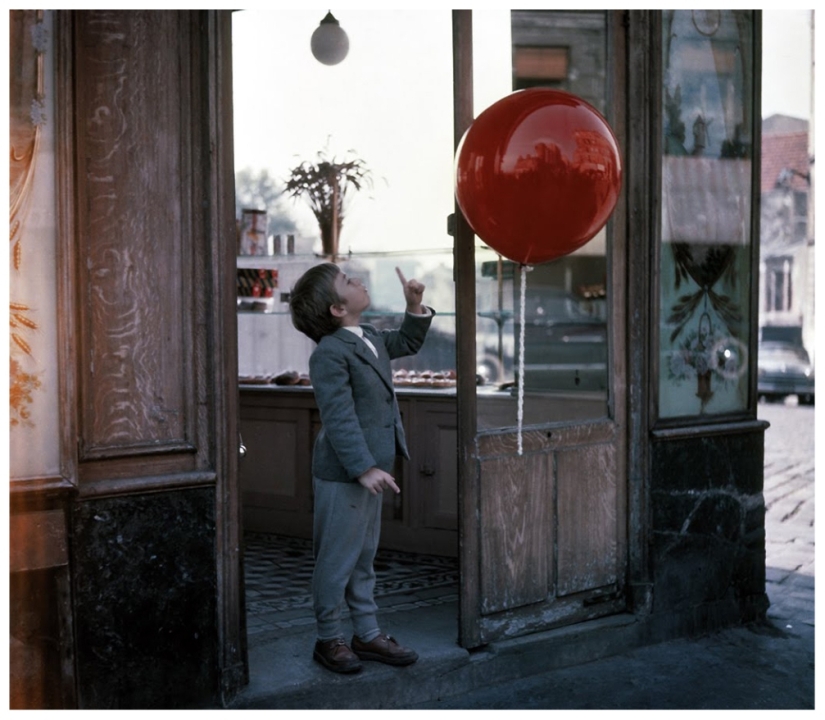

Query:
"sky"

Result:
[[232, 7, 816, 259], [760, 8, 814, 120]]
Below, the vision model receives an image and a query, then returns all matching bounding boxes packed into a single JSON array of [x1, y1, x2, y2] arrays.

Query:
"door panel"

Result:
[[479, 452, 552, 615], [557, 440, 618, 595], [73, 10, 198, 469]]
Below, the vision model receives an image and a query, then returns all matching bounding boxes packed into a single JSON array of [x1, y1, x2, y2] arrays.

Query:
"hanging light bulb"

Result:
[[310, 11, 349, 66]]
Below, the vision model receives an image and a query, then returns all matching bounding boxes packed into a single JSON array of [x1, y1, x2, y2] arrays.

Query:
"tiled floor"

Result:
[[243, 532, 459, 646]]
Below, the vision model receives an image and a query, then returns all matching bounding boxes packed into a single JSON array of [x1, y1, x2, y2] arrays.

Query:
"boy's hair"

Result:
[[289, 262, 342, 343]]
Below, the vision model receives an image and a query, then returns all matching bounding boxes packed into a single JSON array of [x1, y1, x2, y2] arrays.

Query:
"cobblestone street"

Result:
[[759, 400, 816, 631]]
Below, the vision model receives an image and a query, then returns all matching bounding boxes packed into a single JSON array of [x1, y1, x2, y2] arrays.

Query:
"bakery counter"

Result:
[[238, 383, 459, 557]]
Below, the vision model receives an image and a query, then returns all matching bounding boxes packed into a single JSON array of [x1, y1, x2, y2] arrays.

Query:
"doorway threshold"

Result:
[[231, 533, 641, 709]]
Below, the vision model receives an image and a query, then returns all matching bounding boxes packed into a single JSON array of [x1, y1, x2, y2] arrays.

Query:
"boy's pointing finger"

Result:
[[395, 266, 407, 286]]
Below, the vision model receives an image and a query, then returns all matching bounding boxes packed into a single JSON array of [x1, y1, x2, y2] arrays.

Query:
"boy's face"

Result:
[[331, 271, 370, 322]]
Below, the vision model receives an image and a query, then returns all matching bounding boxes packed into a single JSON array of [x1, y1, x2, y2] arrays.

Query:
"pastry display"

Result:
[[392, 369, 457, 389], [240, 369, 455, 389]]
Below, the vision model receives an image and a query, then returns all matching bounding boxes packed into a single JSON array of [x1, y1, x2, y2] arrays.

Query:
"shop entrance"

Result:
[[230, 8, 628, 657], [231, 7, 463, 662]]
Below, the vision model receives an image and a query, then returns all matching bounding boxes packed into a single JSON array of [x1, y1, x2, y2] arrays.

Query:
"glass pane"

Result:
[[473, 10, 610, 431], [659, 10, 754, 418]]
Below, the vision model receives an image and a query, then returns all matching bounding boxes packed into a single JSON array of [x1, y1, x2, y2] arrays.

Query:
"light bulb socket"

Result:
[[320, 11, 339, 26]]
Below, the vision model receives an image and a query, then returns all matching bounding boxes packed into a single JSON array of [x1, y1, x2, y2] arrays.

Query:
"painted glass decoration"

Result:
[[659, 10, 754, 417]]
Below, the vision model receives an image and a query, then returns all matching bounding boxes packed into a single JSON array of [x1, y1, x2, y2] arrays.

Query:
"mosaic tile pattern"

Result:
[[244, 533, 458, 621]]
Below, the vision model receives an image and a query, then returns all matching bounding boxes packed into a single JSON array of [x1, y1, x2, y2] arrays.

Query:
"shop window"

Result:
[[658, 10, 756, 419], [471, 10, 610, 432]]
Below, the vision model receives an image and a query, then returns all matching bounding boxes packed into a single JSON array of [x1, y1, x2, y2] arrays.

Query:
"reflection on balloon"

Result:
[[455, 88, 622, 265]]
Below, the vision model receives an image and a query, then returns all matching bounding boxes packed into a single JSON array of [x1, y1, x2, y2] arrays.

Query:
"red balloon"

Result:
[[455, 88, 622, 265]]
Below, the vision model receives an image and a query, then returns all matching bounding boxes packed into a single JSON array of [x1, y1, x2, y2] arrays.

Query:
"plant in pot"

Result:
[[284, 148, 373, 259]]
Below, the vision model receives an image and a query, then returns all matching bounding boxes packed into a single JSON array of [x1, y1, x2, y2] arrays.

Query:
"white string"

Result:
[[517, 264, 528, 456]]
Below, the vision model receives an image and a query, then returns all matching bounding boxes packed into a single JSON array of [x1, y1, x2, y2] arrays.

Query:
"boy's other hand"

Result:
[[358, 467, 401, 495], [395, 266, 425, 314]]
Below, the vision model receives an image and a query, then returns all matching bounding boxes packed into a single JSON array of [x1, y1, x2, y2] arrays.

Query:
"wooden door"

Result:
[[453, 10, 629, 648]]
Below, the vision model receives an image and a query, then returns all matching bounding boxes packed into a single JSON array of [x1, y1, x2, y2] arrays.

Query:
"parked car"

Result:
[[757, 341, 815, 405], [517, 289, 608, 392]]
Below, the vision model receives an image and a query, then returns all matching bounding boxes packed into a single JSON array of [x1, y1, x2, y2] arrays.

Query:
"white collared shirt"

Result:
[[343, 325, 379, 357]]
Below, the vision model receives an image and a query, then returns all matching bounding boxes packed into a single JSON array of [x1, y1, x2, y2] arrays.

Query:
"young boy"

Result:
[[289, 262, 434, 674]]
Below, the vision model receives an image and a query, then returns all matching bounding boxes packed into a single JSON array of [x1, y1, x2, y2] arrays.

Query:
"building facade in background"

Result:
[[759, 114, 814, 355]]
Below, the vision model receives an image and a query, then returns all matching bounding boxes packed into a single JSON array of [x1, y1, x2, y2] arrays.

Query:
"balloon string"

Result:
[[517, 264, 528, 456]]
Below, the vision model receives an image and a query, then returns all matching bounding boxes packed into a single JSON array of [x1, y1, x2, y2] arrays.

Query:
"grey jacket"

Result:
[[309, 309, 435, 483]]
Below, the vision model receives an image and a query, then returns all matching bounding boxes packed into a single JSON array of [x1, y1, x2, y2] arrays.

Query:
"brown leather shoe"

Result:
[[313, 637, 362, 674], [351, 633, 418, 666]]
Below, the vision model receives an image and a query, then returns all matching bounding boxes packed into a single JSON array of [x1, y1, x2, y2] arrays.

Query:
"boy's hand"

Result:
[[396, 266, 425, 314], [358, 467, 401, 495]]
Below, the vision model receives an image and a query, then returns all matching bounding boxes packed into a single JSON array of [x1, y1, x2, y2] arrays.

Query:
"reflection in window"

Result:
[[513, 46, 569, 90], [659, 10, 754, 418]]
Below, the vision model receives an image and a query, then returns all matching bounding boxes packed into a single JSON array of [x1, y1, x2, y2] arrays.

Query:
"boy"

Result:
[[289, 262, 434, 674]]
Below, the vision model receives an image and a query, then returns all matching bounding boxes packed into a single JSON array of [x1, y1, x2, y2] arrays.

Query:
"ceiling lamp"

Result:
[[310, 11, 349, 66]]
